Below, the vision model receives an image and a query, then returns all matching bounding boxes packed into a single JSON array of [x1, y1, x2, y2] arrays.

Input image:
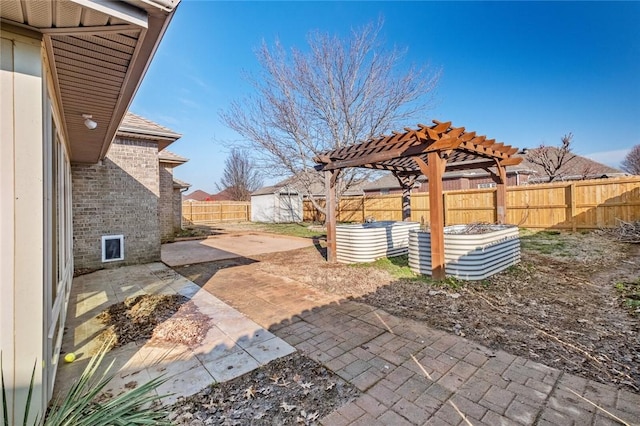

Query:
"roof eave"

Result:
[[160, 158, 188, 165], [96, 4, 180, 162], [117, 127, 182, 140]]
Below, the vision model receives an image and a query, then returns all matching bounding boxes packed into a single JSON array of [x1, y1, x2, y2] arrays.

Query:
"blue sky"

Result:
[[131, 1, 640, 194]]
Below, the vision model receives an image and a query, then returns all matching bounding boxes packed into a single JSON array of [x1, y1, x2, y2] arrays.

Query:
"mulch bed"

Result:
[[96, 294, 211, 349], [169, 352, 359, 425]]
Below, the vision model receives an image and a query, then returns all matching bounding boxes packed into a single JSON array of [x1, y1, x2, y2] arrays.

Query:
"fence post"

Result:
[[362, 195, 367, 222], [443, 192, 448, 226], [570, 183, 576, 232]]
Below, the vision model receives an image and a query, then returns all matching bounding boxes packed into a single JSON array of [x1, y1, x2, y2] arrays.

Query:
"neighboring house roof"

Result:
[[364, 174, 418, 191], [182, 190, 212, 201], [173, 178, 191, 189], [118, 113, 182, 150], [209, 189, 236, 201], [159, 149, 189, 164], [0, 0, 180, 164], [252, 172, 368, 197], [252, 184, 300, 196], [363, 151, 625, 191], [518, 149, 624, 183], [364, 165, 534, 191]]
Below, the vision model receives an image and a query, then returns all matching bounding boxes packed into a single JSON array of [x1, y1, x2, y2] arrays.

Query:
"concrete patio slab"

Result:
[[54, 263, 295, 405], [161, 232, 314, 267]]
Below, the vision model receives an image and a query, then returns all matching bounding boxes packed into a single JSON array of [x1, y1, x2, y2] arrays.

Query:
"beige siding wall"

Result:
[[72, 138, 160, 270], [0, 29, 46, 424]]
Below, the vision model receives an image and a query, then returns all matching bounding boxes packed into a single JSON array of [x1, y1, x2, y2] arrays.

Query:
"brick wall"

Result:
[[72, 138, 160, 270], [173, 187, 184, 232], [159, 162, 174, 241]]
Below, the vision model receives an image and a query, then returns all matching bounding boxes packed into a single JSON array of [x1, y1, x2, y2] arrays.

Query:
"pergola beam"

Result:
[[319, 137, 465, 171]]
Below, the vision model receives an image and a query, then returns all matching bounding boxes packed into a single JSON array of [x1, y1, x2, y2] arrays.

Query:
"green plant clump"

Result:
[[614, 279, 640, 316], [519, 229, 568, 255], [2, 341, 171, 426], [253, 222, 326, 239], [350, 255, 468, 289]]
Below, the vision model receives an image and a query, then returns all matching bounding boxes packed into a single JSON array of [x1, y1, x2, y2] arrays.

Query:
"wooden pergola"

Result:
[[314, 120, 522, 280]]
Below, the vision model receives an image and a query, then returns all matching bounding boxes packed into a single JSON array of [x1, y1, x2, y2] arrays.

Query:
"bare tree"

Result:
[[217, 148, 263, 201], [525, 133, 576, 182], [621, 145, 640, 175], [220, 20, 440, 214]]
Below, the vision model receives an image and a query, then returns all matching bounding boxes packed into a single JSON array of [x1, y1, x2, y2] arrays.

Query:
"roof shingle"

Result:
[[159, 149, 188, 164], [118, 112, 182, 140]]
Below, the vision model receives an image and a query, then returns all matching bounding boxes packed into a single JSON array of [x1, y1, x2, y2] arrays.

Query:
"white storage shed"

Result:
[[251, 185, 303, 223]]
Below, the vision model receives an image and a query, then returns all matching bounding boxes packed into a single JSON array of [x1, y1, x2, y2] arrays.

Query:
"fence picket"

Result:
[[182, 201, 251, 224], [302, 177, 640, 229]]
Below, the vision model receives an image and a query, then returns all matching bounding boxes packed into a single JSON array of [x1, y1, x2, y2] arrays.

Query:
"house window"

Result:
[[477, 182, 497, 189], [380, 189, 390, 195], [102, 235, 124, 262]]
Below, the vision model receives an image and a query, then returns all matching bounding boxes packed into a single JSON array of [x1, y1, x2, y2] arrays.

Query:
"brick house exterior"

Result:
[[174, 178, 191, 231], [159, 150, 189, 241], [72, 113, 188, 270]]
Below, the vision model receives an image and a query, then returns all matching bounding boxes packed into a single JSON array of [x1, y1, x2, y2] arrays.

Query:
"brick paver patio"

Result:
[[267, 301, 640, 425]]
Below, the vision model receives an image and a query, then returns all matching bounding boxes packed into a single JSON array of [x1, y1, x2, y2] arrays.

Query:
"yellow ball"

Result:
[[64, 353, 76, 363]]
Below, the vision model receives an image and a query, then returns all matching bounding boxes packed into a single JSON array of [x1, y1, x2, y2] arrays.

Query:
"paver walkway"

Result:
[[198, 263, 640, 426]]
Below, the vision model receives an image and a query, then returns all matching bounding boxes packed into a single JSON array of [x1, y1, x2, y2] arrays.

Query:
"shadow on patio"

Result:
[[55, 263, 295, 406]]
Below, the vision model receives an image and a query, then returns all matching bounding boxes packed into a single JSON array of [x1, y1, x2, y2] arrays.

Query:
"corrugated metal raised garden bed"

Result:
[[408, 224, 520, 280], [336, 221, 420, 263]]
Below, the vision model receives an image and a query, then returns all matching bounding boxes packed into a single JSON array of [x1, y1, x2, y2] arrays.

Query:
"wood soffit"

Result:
[[314, 120, 522, 175], [1, 0, 178, 164]]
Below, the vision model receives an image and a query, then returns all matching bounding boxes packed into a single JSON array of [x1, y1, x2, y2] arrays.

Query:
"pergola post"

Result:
[[487, 162, 507, 224], [325, 169, 340, 262], [393, 173, 417, 221], [414, 154, 447, 280]]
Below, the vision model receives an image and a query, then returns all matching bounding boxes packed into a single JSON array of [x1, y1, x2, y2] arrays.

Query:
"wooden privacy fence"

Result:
[[303, 176, 640, 230], [182, 201, 250, 224]]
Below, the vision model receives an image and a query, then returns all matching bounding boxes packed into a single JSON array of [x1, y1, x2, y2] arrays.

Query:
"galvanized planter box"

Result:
[[408, 225, 520, 280], [336, 221, 420, 263]]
